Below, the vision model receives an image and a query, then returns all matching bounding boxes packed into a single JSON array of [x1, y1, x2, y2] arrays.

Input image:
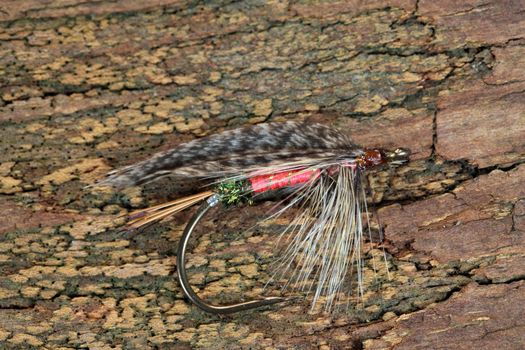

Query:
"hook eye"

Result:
[[385, 148, 410, 165], [176, 194, 292, 314]]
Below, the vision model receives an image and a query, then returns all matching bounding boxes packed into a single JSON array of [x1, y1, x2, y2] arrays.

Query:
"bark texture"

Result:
[[0, 1, 524, 349]]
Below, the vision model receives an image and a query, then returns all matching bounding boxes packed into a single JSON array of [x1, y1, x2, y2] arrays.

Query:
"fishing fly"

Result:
[[96, 121, 409, 314]]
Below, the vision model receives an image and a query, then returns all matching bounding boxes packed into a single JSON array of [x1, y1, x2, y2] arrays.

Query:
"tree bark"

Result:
[[0, 1, 524, 349]]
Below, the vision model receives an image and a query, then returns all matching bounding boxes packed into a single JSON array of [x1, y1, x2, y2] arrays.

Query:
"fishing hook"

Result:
[[176, 194, 291, 314]]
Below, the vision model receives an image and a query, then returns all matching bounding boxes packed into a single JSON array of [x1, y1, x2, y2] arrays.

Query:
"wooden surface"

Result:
[[0, 1, 524, 349]]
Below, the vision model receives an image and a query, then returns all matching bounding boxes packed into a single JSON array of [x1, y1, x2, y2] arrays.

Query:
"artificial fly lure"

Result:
[[95, 121, 409, 314]]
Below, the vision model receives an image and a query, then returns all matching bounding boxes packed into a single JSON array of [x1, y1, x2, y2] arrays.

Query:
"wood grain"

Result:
[[0, 1, 523, 349]]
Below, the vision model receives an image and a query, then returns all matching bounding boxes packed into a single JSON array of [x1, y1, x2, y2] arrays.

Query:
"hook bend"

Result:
[[176, 194, 290, 314]]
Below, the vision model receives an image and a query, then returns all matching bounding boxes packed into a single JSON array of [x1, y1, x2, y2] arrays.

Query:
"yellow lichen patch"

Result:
[[297, 317, 331, 333], [0, 176, 22, 194], [54, 250, 88, 261], [70, 296, 90, 307], [397, 262, 417, 273], [69, 118, 118, 144], [0, 330, 10, 342], [208, 272, 226, 280], [86, 303, 110, 320], [8, 274, 27, 283], [101, 297, 117, 309], [379, 329, 407, 347], [32, 68, 58, 81], [237, 264, 259, 278], [51, 93, 82, 115], [80, 64, 120, 86], [147, 70, 172, 85], [55, 266, 79, 277], [145, 100, 179, 118], [95, 240, 130, 249], [194, 323, 220, 348], [59, 71, 86, 85], [8, 333, 43, 347], [354, 95, 389, 114], [186, 255, 208, 269], [134, 255, 150, 263], [248, 116, 267, 124], [318, 59, 345, 73], [169, 96, 198, 111], [221, 322, 250, 339], [304, 103, 320, 111], [47, 330, 78, 343], [32, 57, 69, 81], [2, 86, 42, 101], [14, 234, 38, 247], [203, 86, 224, 99], [379, 286, 399, 300], [25, 122, 46, 133], [209, 259, 226, 271], [169, 302, 191, 315], [164, 225, 184, 242], [102, 310, 121, 329], [117, 305, 148, 328], [189, 272, 205, 285], [382, 311, 397, 321], [36, 280, 65, 292], [210, 101, 223, 115], [20, 286, 41, 298], [173, 329, 196, 343], [246, 235, 265, 244], [165, 316, 184, 330], [19, 265, 55, 279], [252, 98, 273, 117], [102, 257, 175, 278], [187, 48, 208, 64], [174, 118, 204, 133], [120, 294, 155, 310], [239, 332, 264, 346], [173, 75, 198, 85], [135, 48, 163, 64], [0, 243, 13, 253], [394, 71, 421, 83], [120, 186, 144, 208], [0, 287, 19, 299], [109, 249, 135, 262], [149, 317, 168, 335], [109, 81, 125, 90], [136, 122, 174, 134], [115, 109, 152, 126], [52, 306, 74, 322], [60, 215, 118, 240], [40, 289, 58, 299], [203, 274, 248, 297], [37, 158, 111, 190], [96, 140, 120, 150], [229, 253, 255, 265], [208, 71, 222, 82], [365, 303, 381, 314], [426, 67, 453, 81]]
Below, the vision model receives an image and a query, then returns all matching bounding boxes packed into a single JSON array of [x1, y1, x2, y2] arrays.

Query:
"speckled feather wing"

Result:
[[98, 121, 362, 189]]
